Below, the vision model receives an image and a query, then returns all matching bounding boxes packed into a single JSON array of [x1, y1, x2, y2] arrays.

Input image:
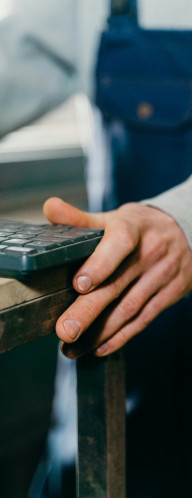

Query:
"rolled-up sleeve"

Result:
[[143, 175, 192, 249]]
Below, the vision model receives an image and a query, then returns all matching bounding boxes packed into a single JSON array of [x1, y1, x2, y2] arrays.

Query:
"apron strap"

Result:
[[111, 0, 137, 18]]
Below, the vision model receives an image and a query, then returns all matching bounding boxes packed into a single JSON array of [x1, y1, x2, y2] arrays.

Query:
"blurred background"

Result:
[[0, 2, 107, 497], [0, 1, 191, 497], [0, 93, 90, 221], [0, 0, 190, 224], [0, 0, 90, 220]]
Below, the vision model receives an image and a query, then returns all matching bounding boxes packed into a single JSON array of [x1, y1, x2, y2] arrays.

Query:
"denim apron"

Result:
[[95, 2, 192, 496]]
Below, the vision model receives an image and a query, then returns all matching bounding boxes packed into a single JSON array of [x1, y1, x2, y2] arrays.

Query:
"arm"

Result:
[[143, 175, 192, 249], [43, 174, 192, 358], [0, 0, 108, 136], [0, 0, 78, 136]]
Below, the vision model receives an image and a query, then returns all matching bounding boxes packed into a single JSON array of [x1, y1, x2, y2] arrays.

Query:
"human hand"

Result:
[[44, 197, 192, 358]]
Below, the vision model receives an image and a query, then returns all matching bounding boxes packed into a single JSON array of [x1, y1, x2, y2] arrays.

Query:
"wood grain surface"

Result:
[[0, 264, 81, 353], [77, 350, 126, 498], [0, 264, 80, 311]]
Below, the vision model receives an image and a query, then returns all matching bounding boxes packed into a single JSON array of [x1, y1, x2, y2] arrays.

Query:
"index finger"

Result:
[[73, 218, 140, 293], [43, 197, 109, 228]]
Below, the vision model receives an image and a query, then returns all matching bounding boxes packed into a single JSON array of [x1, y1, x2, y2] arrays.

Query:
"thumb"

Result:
[[43, 197, 108, 229]]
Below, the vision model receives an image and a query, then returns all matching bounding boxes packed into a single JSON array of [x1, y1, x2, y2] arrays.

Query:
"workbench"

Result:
[[0, 264, 126, 497]]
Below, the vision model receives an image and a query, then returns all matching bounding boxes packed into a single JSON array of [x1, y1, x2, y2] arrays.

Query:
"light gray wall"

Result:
[[138, 0, 192, 28]]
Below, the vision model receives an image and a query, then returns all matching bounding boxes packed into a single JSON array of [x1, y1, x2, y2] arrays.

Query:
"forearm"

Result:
[[0, 0, 108, 136], [0, 0, 79, 136], [143, 175, 192, 249]]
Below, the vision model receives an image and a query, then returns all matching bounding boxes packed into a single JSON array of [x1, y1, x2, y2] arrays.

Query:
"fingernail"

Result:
[[63, 319, 81, 340], [61, 345, 76, 359], [60, 343, 76, 359], [77, 275, 93, 292], [96, 343, 108, 356], [65, 350, 77, 359], [60, 342, 65, 354]]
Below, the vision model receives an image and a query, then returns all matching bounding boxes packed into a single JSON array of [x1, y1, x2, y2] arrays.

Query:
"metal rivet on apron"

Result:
[[137, 102, 154, 120]]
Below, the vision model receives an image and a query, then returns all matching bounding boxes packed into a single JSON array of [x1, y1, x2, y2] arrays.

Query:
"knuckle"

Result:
[[76, 295, 99, 324], [125, 298, 139, 319], [163, 256, 179, 279], [140, 308, 153, 329], [145, 235, 167, 262], [119, 296, 139, 321], [119, 328, 129, 344], [174, 274, 186, 297], [116, 221, 134, 251], [108, 278, 123, 300], [82, 300, 98, 323], [105, 336, 118, 353]]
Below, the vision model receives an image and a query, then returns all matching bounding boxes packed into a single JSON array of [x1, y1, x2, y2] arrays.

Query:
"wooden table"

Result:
[[0, 264, 126, 497]]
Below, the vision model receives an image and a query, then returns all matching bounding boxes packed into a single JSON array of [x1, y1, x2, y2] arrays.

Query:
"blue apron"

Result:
[[95, 2, 192, 496], [96, 3, 192, 207]]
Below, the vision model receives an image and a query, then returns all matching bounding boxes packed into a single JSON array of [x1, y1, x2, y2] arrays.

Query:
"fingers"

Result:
[[96, 251, 179, 337], [73, 218, 140, 293], [95, 274, 184, 357], [56, 255, 141, 343], [60, 253, 179, 357], [44, 198, 140, 292], [43, 197, 108, 228]]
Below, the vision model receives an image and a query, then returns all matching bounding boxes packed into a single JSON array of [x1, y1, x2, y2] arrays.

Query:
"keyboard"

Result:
[[0, 221, 104, 278]]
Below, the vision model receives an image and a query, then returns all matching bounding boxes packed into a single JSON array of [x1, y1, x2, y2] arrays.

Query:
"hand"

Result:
[[44, 197, 192, 358]]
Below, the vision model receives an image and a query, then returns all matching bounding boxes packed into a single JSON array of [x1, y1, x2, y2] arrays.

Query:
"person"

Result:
[[1, 1, 191, 347], [43, 3, 192, 496], [44, 181, 192, 360], [0, 0, 109, 137], [0, 1, 192, 496]]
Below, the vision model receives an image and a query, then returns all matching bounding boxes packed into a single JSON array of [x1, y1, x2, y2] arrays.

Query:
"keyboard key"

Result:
[[0, 230, 17, 236], [0, 236, 8, 242], [35, 234, 83, 241], [47, 227, 72, 233], [0, 222, 22, 228], [3, 247, 36, 255], [19, 224, 48, 231], [15, 230, 40, 237], [68, 229, 95, 238], [0, 246, 9, 252], [25, 240, 59, 250], [18, 228, 45, 233], [5, 238, 33, 246], [12, 233, 36, 239]]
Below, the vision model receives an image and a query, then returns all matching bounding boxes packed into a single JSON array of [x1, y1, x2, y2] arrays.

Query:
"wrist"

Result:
[[118, 202, 175, 235]]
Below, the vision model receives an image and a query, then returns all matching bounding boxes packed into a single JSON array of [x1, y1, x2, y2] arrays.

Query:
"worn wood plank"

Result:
[[106, 350, 126, 498], [77, 356, 107, 498], [0, 286, 77, 353], [1, 261, 127, 497], [0, 264, 80, 311], [77, 349, 126, 498]]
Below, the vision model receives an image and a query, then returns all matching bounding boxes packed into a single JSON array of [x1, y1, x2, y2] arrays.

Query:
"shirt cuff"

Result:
[[141, 175, 192, 250]]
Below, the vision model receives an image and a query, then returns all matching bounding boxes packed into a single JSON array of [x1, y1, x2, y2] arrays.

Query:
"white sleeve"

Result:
[[0, 0, 108, 136], [143, 175, 192, 249]]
